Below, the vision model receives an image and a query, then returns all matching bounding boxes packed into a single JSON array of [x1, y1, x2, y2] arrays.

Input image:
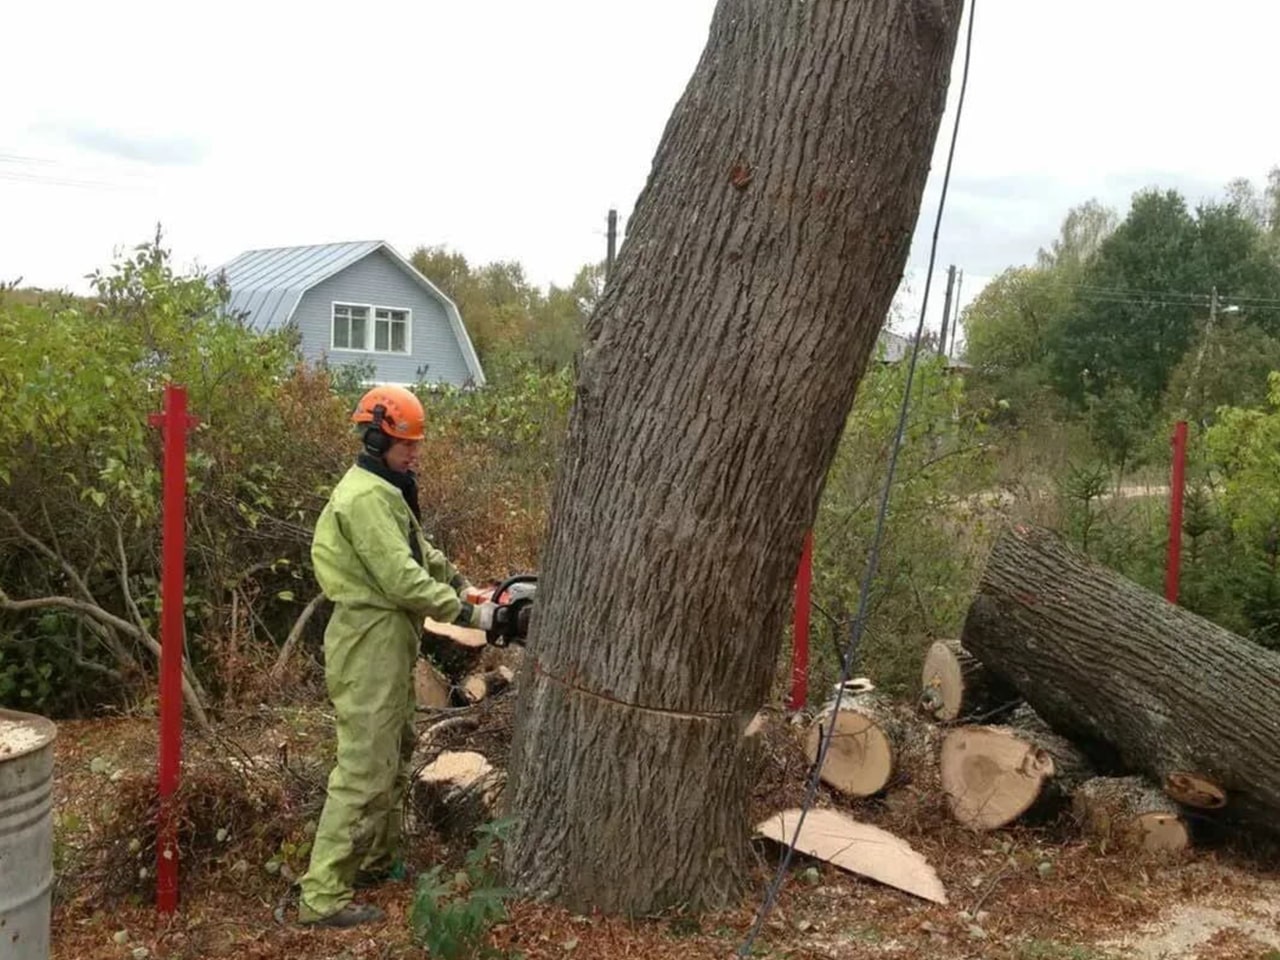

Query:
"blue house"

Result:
[[214, 240, 485, 388]]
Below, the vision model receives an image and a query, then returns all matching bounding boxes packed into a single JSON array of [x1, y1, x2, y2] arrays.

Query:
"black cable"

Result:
[[737, 1, 977, 953]]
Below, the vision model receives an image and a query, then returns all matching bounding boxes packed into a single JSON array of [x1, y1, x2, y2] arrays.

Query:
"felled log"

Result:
[[460, 666, 515, 705], [1072, 776, 1190, 853], [804, 681, 902, 798], [918, 639, 1020, 722], [414, 659, 451, 709], [941, 705, 1092, 830], [804, 681, 937, 798], [412, 750, 505, 839], [961, 523, 1280, 835]]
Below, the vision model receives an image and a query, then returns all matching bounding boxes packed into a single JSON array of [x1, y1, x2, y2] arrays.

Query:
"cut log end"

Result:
[[423, 618, 488, 649], [920, 640, 966, 721], [1073, 776, 1191, 853], [1164, 771, 1227, 810], [941, 726, 1053, 830], [461, 666, 515, 704], [1135, 813, 1191, 853], [919, 639, 1019, 723], [805, 705, 894, 798]]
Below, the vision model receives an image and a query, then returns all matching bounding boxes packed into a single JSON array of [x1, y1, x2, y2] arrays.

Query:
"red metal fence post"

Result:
[[149, 385, 196, 915], [788, 530, 814, 712], [1166, 420, 1188, 604]]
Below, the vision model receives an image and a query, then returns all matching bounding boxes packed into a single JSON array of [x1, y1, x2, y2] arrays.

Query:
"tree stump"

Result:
[[1072, 776, 1191, 854], [412, 750, 505, 839], [919, 639, 1020, 722]]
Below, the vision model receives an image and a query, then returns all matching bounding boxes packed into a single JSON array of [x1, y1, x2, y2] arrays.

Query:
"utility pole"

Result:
[[949, 268, 964, 358], [937, 264, 956, 357], [606, 208, 618, 279], [1181, 286, 1222, 428]]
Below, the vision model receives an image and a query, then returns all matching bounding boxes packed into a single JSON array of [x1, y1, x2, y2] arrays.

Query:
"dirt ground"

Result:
[[46, 709, 1280, 960]]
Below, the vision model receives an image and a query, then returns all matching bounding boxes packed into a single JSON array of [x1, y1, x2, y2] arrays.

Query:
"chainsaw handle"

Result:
[[487, 574, 537, 647]]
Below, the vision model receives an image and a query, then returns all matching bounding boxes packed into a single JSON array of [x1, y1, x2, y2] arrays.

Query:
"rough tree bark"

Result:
[[504, 0, 963, 914], [962, 523, 1280, 836]]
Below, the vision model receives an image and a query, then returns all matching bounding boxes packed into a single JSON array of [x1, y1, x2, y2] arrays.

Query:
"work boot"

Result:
[[300, 901, 386, 929]]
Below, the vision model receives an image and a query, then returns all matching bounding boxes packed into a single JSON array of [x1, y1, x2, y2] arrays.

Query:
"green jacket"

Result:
[[311, 464, 463, 622]]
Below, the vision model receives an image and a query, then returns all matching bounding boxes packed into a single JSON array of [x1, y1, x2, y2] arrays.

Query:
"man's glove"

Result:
[[472, 601, 498, 632], [452, 600, 496, 632], [453, 598, 529, 645]]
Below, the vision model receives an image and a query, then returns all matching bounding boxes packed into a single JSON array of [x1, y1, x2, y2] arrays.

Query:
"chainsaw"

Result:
[[465, 574, 537, 646]]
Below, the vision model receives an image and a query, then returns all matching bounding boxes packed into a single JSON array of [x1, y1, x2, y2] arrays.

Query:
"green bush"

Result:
[[806, 357, 994, 698], [0, 238, 352, 714], [0, 236, 578, 716], [409, 819, 516, 959]]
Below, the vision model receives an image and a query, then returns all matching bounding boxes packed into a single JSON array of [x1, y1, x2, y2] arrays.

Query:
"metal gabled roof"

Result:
[[210, 239, 486, 386], [213, 240, 383, 331]]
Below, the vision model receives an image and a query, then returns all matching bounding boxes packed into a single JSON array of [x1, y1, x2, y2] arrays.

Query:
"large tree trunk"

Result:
[[961, 523, 1280, 837], [504, 0, 963, 914]]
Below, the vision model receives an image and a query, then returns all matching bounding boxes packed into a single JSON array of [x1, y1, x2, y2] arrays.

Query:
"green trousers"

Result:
[[298, 603, 417, 921]]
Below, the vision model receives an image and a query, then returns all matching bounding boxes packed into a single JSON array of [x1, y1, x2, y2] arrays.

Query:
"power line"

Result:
[[0, 152, 57, 165], [1052, 280, 1280, 307], [0, 169, 138, 191], [1064, 291, 1280, 313], [737, 0, 977, 952]]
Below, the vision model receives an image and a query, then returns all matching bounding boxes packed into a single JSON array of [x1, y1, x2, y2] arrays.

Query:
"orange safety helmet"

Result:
[[351, 385, 426, 442]]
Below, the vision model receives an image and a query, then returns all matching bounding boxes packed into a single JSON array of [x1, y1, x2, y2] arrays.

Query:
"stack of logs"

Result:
[[803, 523, 1280, 853]]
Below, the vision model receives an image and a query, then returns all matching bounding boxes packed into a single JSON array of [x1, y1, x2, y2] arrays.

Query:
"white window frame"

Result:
[[330, 301, 412, 355], [330, 302, 371, 352], [373, 305, 413, 355]]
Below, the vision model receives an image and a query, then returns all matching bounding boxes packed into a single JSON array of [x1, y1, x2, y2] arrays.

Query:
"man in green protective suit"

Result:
[[296, 385, 497, 928]]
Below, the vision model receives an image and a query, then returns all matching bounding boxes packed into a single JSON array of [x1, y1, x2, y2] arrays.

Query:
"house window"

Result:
[[375, 308, 410, 353], [332, 304, 410, 353], [332, 304, 369, 350]]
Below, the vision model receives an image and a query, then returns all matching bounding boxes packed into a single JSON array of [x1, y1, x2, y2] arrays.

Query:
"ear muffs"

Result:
[[362, 403, 393, 456]]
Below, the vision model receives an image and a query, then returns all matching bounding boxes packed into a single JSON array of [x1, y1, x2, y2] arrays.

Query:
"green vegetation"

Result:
[[4, 164, 1280, 715], [409, 819, 517, 959], [0, 235, 582, 715]]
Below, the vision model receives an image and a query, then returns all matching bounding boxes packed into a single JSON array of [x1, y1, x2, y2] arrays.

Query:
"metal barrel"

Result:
[[0, 708, 57, 960]]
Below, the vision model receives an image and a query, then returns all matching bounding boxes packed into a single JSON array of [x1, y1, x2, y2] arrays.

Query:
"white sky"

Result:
[[3, 1, 1277, 347]]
